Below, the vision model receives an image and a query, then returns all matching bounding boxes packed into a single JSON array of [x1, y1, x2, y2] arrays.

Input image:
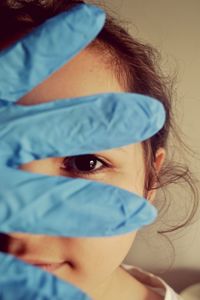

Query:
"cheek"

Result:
[[69, 232, 137, 282], [115, 143, 146, 196], [130, 145, 146, 196]]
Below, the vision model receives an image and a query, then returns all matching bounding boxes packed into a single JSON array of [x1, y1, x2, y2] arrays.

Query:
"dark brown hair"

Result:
[[0, 0, 199, 238]]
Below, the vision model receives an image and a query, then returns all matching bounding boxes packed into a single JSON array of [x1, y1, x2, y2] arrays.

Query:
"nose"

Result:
[[0, 233, 25, 255], [0, 233, 10, 252]]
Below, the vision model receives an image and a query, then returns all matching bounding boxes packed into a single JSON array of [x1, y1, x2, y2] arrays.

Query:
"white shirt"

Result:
[[121, 264, 183, 300]]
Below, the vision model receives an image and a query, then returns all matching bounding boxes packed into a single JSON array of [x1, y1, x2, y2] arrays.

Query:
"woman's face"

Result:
[[6, 47, 155, 297]]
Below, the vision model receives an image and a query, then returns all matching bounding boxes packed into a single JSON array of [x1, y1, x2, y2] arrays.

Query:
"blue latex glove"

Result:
[[0, 92, 164, 237], [0, 3, 166, 300]]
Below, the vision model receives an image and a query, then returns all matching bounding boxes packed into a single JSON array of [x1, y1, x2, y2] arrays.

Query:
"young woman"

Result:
[[0, 1, 198, 299]]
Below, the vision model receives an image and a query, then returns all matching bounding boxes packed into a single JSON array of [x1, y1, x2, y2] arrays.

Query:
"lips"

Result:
[[32, 262, 66, 272], [20, 259, 69, 272]]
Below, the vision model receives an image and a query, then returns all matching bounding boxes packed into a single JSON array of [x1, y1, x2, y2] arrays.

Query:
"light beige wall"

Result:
[[94, 0, 200, 292]]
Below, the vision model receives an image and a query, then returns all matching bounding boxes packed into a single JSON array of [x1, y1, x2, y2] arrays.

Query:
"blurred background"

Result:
[[91, 0, 200, 293]]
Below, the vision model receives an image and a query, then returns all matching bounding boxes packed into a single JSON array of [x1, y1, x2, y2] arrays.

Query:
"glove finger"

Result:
[[0, 4, 105, 103], [0, 167, 157, 237], [0, 93, 165, 166], [0, 252, 91, 300]]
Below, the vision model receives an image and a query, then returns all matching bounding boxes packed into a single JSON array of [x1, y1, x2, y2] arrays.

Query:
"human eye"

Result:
[[59, 154, 112, 177]]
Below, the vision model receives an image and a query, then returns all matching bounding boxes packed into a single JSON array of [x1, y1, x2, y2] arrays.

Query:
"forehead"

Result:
[[18, 48, 123, 105]]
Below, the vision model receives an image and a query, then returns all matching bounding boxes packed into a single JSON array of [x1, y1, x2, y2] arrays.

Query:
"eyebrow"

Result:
[[96, 147, 127, 155], [113, 148, 127, 152]]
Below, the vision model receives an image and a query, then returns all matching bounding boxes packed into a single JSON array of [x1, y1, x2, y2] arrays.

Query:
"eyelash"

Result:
[[60, 154, 111, 177]]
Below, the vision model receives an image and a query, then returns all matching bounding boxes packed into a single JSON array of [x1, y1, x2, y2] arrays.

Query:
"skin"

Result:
[[6, 47, 165, 300]]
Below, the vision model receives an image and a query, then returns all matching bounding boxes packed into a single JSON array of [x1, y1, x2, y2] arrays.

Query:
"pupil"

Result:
[[74, 155, 97, 171]]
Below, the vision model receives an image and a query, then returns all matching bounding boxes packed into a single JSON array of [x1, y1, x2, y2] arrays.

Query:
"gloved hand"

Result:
[[0, 3, 165, 300]]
